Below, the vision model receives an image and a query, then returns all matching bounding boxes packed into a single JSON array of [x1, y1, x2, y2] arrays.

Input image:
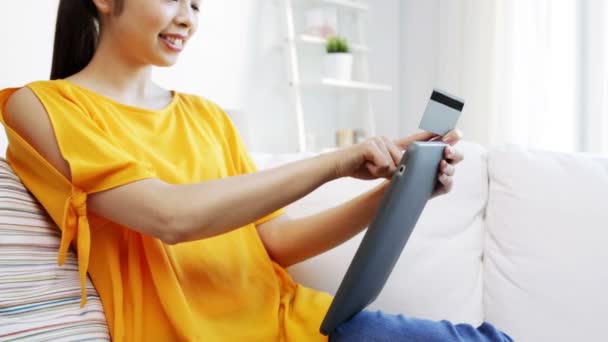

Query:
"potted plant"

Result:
[[325, 36, 353, 81]]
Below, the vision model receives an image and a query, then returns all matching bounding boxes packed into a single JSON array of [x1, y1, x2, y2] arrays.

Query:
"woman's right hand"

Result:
[[331, 132, 439, 180]]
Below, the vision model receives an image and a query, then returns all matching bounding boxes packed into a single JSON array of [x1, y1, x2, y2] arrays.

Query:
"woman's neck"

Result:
[[65, 34, 167, 108]]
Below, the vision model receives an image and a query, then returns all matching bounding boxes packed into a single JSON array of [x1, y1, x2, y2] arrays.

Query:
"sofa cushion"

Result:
[[484, 145, 608, 341], [254, 141, 488, 326], [0, 159, 110, 340]]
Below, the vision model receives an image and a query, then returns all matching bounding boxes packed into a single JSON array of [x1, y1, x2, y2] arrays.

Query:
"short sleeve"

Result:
[[215, 104, 285, 226], [28, 86, 156, 194], [0, 85, 156, 307]]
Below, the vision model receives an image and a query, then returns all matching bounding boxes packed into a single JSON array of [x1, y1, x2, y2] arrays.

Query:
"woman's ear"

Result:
[[91, 0, 113, 15]]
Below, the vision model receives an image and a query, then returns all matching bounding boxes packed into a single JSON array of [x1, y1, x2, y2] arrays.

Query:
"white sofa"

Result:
[[254, 141, 608, 342]]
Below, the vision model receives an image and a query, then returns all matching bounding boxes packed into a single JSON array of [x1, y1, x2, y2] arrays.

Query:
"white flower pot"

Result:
[[324, 53, 353, 81]]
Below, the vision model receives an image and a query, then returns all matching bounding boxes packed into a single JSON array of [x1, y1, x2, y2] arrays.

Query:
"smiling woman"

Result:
[[0, 0, 512, 341], [51, 0, 198, 81]]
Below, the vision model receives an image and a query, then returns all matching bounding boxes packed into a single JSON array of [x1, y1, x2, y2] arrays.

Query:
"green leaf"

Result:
[[326, 36, 350, 54]]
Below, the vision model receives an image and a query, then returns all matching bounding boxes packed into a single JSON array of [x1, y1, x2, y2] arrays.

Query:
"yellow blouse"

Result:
[[0, 80, 332, 341]]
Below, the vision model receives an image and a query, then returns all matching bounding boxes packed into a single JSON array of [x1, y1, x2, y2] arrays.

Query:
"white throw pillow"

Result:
[[484, 145, 608, 342]]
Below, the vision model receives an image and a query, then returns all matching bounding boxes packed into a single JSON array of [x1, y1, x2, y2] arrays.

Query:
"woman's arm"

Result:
[[86, 155, 338, 244], [4, 87, 412, 245], [257, 134, 464, 268], [256, 180, 389, 268]]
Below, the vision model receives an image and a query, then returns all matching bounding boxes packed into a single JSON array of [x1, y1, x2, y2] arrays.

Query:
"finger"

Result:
[[366, 161, 389, 179], [444, 145, 464, 164], [373, 137, 396, 171], [441, 129, 464, 145], [438, 173, 453, 192], [381, 136, 403, 168], [432, 177, 446, 197], [444, 177, 454, 192], [433, 187, 446, 198], [363, 140, 390, 176], [440, 160, 455, 177], [371, 138, 396, 177], [393, 131, 439, 150]]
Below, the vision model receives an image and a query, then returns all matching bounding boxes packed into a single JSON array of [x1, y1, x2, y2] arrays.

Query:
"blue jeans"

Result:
[[329, 311, 514, 342]]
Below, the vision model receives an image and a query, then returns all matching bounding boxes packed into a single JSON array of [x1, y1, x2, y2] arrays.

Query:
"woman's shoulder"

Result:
[[8, 79, 84, 106], [0, 80, 62, 98], [1, 80, 93, 128], [177, 91, 219, 110], [177, 92, 231, 120], [25, 79, 56, 87], [0, 80, 71, 111], [22, 79, 66, 92]]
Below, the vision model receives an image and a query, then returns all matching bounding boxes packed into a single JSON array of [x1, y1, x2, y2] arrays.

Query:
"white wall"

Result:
[[0, 0, 60, 155], [398, 0, 496, 146], [0, 1, 58, 86], [368, 0, 400, 141], [399, 0, 440, 136]]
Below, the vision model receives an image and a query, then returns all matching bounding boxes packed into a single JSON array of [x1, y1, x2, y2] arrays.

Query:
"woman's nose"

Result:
[[174, 2, 196, 29]]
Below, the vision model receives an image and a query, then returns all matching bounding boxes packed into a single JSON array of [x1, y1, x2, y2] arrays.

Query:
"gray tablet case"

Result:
[[320, 141, 447, 335]]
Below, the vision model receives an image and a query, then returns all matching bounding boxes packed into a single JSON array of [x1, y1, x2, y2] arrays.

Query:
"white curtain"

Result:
[[438, 0, 608, 153], [493, 0, 580, 152], [580, 0, 608, 153]]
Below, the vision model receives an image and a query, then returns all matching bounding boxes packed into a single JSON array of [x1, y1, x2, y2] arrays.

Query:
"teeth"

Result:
[[162, 35, 184, 47]]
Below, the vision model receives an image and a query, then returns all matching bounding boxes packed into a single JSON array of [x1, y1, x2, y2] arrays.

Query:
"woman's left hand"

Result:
[[431, 129, 464, 199]]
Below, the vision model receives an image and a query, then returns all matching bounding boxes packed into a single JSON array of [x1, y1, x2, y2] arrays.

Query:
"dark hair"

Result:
[[50, 0, 124, 80]]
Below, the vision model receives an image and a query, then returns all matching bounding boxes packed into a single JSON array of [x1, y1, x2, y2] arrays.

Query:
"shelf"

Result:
[[311, 0, 369, 11], [300, 78, 392, 91], [296, 34, 369, 52], [284, 0, 377, 152]]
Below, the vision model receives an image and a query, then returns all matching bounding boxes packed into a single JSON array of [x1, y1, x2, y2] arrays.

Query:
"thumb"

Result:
[[393, 131, 438, 149]]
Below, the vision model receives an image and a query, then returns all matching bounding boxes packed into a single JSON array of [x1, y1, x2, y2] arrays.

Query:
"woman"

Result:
[[0, 0, 512, 341]]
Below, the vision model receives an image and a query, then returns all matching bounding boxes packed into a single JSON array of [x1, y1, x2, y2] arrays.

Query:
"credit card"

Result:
[[418, 89, 464, 135]]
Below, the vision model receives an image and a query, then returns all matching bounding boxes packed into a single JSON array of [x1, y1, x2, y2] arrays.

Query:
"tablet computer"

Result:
[[320, 141, 448, 335]]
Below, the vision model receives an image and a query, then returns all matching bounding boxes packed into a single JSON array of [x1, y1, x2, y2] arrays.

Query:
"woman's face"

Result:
[[95, 0, 200, 67]]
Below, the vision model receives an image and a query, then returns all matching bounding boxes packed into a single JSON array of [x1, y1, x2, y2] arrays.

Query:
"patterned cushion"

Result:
[[0, 159, 110, 341]]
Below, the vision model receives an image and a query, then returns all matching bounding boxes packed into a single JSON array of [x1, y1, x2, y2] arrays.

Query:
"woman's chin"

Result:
[[155, 56, 179, 68]]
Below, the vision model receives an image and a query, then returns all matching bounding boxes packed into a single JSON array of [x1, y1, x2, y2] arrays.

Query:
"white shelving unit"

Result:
[[295, 34, 369, 52], [313, 0, 369, 11], [281, 0, 392, 152]]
